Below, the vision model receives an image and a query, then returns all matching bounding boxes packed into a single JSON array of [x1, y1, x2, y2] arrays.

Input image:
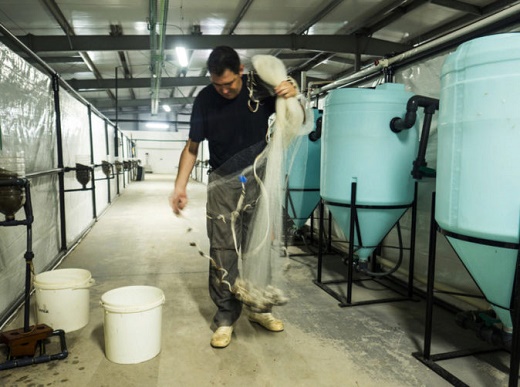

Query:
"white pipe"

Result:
[[300, 71, 307, 91], [306, 80, 333, 101], [315, 2, 520, 95]]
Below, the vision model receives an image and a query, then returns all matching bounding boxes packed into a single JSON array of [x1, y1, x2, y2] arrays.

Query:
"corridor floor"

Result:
[[1, 174, 512, 386]]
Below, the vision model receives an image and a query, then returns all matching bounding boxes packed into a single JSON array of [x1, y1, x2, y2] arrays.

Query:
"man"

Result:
[[170, 46, 298, 348]]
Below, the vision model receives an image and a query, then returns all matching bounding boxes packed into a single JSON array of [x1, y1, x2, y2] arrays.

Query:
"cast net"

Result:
[[186, 55, 314, 311]]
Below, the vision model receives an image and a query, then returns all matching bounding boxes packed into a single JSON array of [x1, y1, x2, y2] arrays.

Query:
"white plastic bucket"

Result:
[[100, 285, 165, 364], [34, 268, 94, 333]]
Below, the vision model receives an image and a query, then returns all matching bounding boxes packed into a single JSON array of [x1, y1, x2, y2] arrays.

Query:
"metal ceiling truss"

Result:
[[110, 24, 136, 100], [2, 0, 518, 115], [294, 0, 520, 78], [273, 0, 346, 78], [407, 0, 520, 45], [93, 97, 195, 110], [7, 34, 411, 56], [224, 0, 255, 35], [68, 76, 209, 90], [39, 0, 115, 100]]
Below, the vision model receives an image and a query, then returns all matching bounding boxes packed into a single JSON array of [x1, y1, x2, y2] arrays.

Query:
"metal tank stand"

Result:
[[412, 192, 519, 387], [64, 164, 97, 220], [0, 178, 68, 371], [314, 181, 418, 307], [283, 177, 321, 258]]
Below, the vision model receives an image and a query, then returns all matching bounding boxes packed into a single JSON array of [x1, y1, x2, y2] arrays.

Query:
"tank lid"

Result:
[[325, 82, 412, 106], [442, 33, 520, 76]]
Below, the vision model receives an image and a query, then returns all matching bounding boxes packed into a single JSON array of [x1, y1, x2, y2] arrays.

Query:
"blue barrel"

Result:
[[285, 108, 322, 228], [436, 33, 520, 329], [321, 83, 418, 261]]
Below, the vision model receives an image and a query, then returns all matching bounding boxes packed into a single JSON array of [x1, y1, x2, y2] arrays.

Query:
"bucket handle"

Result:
[[100, 294, 165, 314], [34, 278, 96, 290], [72, 278, 96, 290]]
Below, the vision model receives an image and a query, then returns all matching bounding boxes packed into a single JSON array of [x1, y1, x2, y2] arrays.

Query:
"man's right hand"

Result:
[[170, 188, 188, 215]]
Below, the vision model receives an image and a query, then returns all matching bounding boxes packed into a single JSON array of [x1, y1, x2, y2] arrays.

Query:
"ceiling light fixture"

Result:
[[145, 122, 169, 130], [162, 104, 171, 112], [176, 46, 189, 67]]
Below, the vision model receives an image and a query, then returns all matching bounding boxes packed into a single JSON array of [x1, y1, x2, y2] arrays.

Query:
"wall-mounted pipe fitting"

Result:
[[390, 95, 439, 133], [308, 116, 322, 142], [390, 95, 439, 179]]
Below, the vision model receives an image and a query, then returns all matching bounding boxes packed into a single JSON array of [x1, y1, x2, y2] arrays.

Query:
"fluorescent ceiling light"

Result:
[[162, 104, 171, 112], [134, 21, 148, 32], [145, 122, 169, 130], [176, 46, 189, 67]]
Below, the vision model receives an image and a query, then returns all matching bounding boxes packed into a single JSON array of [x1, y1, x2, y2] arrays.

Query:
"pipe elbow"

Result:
[[390, 111, 416, 133]]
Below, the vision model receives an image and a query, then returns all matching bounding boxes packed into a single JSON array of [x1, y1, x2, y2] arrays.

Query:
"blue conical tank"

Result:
[[321, 83, 419, 261], [285, 108, 322, 228], [436, 33, 520, 330]]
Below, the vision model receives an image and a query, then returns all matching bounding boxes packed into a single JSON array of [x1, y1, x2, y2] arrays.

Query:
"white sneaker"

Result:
[[249, 312, 284, 332], [210, 326, 233, 348]]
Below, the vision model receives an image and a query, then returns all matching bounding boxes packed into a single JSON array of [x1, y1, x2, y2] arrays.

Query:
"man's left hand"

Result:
[[274, 79, 298, 99]]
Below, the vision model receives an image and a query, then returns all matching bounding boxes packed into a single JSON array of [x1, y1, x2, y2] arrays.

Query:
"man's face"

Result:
[[210, 68, 243, 100]]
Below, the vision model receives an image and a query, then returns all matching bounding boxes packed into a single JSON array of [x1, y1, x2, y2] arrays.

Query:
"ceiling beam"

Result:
[[359, 0, 429, 36], [277, 53, 319, 60], [30, 55, 84, 63], [338, 0, 416, 35], [289, 52, 337, 74], [430, 0, 482, 15], [8, 34, 412, 56], [270, 0, 344, 62], [110, 24, 135, 99], [290, 0, 345, 35], [224, 0, 255, 35], [407, 0, 520, 45], [68, 76, 209, 90], [92, 97, 195, 109], [39, 0, 115, 100], [294, 0, 420, 74]]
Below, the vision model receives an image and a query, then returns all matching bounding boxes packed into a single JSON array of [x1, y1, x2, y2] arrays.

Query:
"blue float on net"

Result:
[[239, 175, 247, 183]]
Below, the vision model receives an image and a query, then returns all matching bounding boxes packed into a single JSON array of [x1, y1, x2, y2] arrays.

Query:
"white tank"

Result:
[[321, 83, 418, 261], [436, 33, 520, 329]]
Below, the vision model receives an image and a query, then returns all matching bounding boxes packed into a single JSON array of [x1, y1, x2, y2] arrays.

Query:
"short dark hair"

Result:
[[207, 46, 240, 76]]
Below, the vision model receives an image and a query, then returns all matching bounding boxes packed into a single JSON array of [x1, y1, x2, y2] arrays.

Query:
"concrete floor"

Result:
[[0, 174, 513, 386]]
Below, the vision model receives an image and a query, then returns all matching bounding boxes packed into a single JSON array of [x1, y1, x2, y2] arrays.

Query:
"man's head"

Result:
[[207, 46, 244, 99]]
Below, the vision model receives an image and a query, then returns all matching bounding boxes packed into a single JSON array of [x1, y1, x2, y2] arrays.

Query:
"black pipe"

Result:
[[25, 168, 63, 178], [509, 220, 520, 386], [359, 221, 404, 278], [52, 74, 67, 251], [308, 112, 323, 142], [0, 329, 68, 371], [103, 120, 112, 203], [88, 105, 94, 165], [0, 179, 30, 333], [121, 134, 126, 189], [408, 181, 418, 298], [0, 179, 34, 331], [390, 95, 439, 180], [455, 309, 513, 351], [346, 181, 357, 304], [308, 116, 322, 142], [22, 181, 34, 332], [87, 105, 97, 220], [423, 191, 438, 359], [390, 95, 439, 132], [383, 65, 394, 83], [316, 200, 324, 283]]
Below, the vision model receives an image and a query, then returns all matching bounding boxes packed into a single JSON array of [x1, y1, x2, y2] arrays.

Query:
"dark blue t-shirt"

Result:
[[189, 75, 276, 172]]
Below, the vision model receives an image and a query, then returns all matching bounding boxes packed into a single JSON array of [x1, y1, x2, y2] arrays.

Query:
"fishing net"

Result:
[[185, 55, 314, 311]]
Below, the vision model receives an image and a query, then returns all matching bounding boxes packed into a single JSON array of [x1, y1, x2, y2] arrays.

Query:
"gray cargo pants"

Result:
[[206, 169, 260, 327]]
